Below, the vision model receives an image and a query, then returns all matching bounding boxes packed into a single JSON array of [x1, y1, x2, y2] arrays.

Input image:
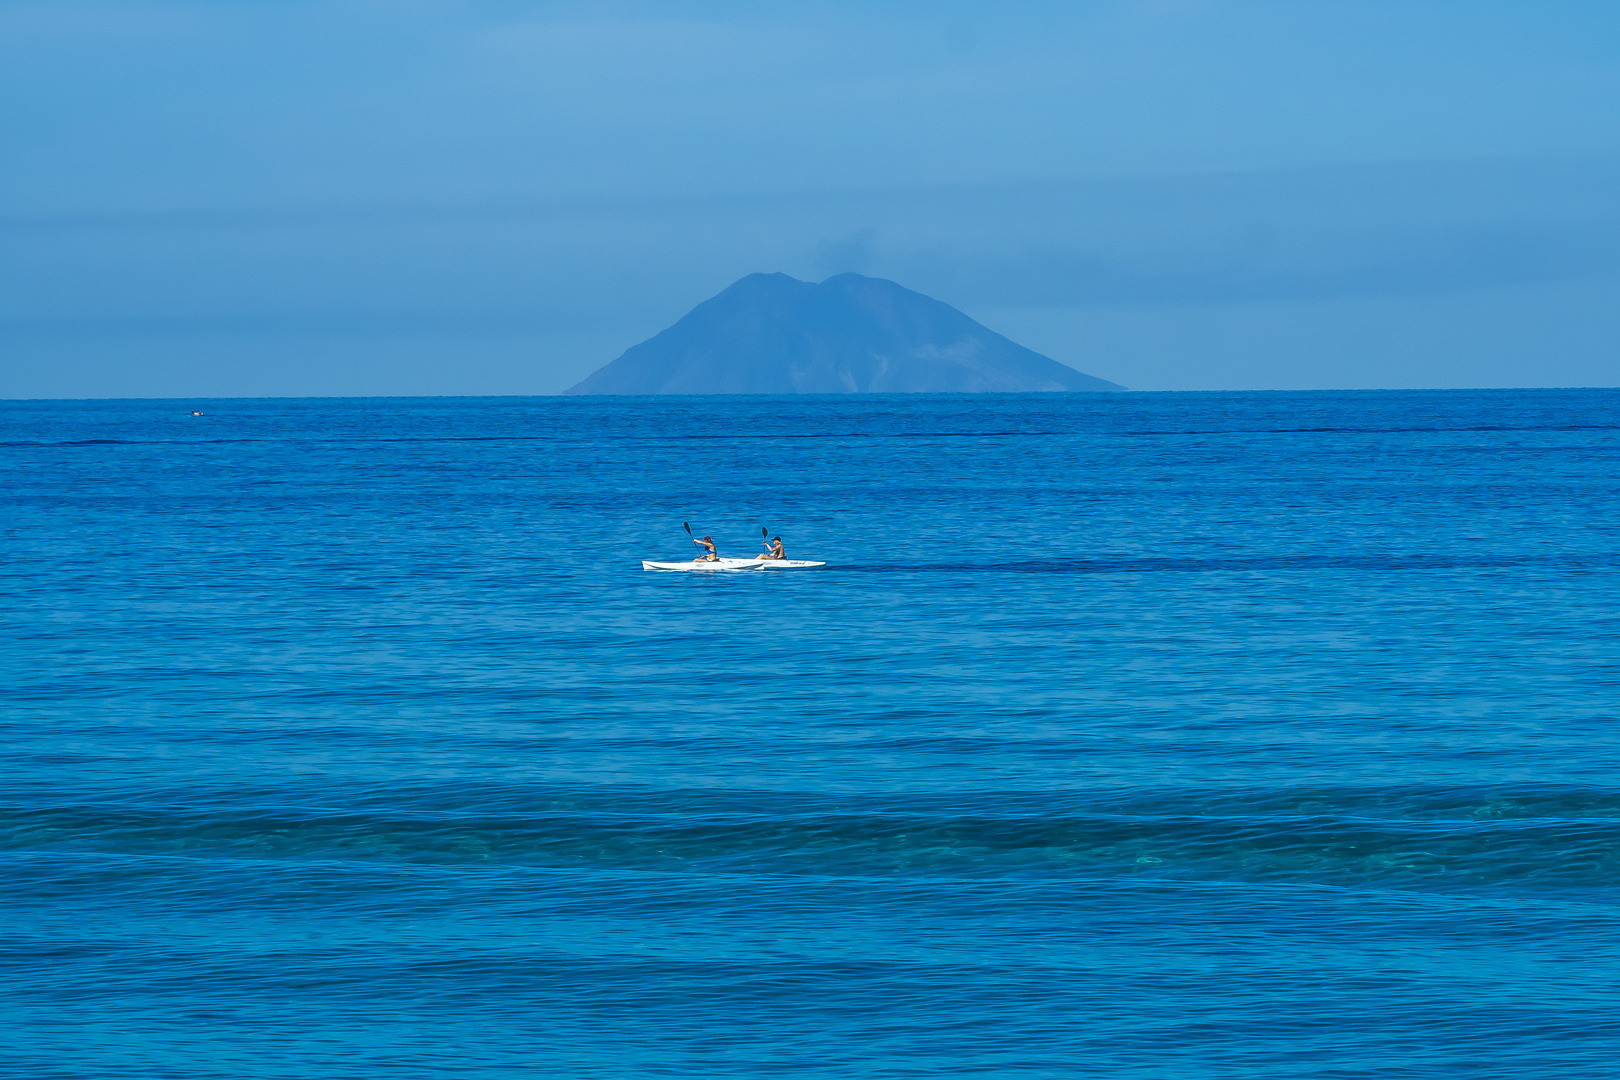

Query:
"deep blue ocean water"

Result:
[[3, 389, 1619, 1079]]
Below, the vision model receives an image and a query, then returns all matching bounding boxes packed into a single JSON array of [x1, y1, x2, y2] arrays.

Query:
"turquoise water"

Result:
[[4, 390, 1619, 1078]]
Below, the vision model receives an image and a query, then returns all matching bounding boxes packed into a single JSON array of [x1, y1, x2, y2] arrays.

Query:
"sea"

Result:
[[3, 389, 1618, 1079]]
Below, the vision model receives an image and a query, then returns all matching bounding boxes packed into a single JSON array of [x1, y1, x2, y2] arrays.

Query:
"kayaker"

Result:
[[760, 535, 785, 560], [693, 535, 719, 561]]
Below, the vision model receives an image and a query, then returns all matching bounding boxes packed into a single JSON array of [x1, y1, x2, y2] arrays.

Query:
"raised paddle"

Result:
[[761, 525, 769, 551]]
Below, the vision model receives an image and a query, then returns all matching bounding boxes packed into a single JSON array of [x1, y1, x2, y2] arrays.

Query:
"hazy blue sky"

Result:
[[4, 1, 1618, 397]]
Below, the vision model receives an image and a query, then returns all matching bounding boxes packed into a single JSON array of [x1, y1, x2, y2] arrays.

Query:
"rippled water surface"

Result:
[[4, 390, 1619, 1078]]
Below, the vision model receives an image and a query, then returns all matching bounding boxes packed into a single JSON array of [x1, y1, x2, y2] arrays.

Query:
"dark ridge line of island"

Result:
[[567, 272, 1125, 395]]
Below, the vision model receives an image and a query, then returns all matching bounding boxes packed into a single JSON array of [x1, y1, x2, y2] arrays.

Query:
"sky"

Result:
[[3, 0, 1619, 397]]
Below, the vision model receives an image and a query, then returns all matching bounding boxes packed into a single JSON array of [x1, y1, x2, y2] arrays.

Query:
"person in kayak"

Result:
[[693, 535, 720, 561], [759, 535, 786, 560]]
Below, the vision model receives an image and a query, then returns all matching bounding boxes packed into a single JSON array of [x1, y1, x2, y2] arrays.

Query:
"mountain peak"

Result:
[[567, 273, 1123, 395]]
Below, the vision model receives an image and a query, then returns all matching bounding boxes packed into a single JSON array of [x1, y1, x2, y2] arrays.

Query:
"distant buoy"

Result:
[[190, 410, 203, 416]]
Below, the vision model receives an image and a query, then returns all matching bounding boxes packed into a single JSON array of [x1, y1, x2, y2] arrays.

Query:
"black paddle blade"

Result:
[[762, 526, 769, 538], [683, 521, 692, 536]]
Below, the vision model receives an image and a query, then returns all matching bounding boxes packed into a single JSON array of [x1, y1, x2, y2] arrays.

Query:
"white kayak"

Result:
[[641, 558, 766, 572], [641, 557, 827, 572]]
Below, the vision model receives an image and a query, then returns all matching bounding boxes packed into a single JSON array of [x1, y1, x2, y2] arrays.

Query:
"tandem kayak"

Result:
[[640, 557, 827, 572]]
